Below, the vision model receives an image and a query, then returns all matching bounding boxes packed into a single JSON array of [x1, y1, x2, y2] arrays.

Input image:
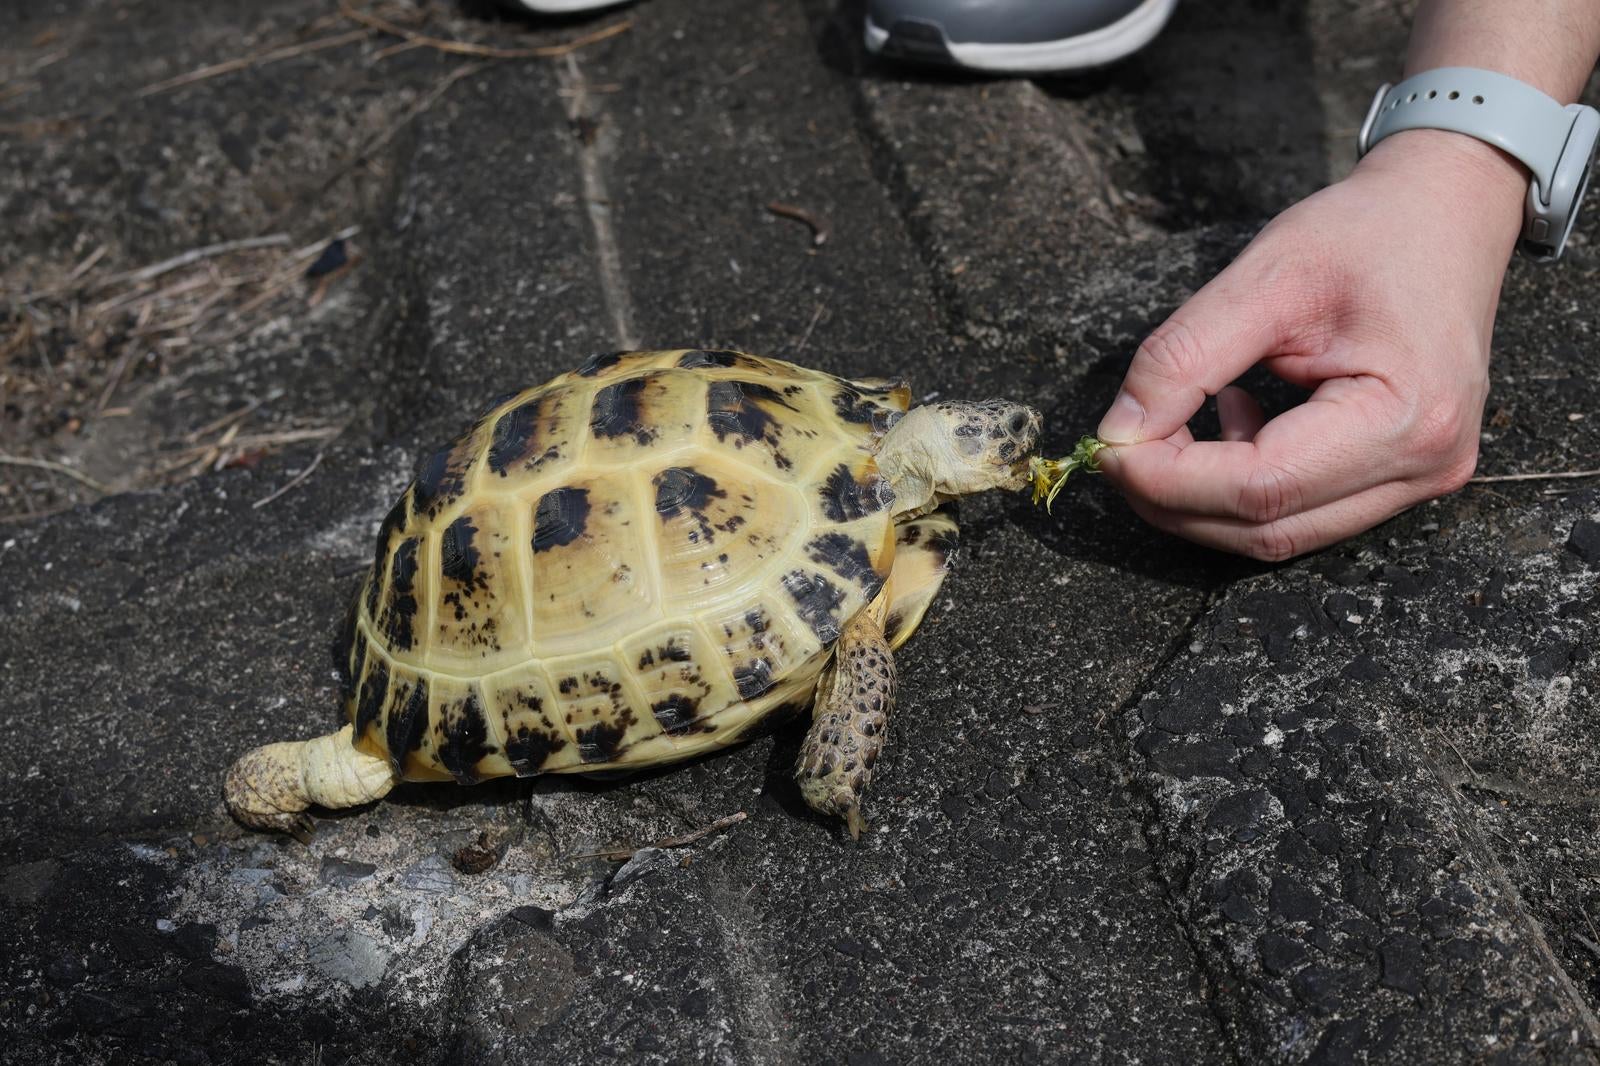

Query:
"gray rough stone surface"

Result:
[[2, 0, 1599, 1063]]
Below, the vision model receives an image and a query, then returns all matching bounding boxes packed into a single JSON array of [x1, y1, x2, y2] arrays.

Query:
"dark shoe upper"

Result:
[[866, 0, 1155, 46]]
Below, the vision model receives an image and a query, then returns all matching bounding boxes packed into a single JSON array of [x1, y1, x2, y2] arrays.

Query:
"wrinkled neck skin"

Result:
[[876, 406, 1026, 518], [875, 428, 940, 518]]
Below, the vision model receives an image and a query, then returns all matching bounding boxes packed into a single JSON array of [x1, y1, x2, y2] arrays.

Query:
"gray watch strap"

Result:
[[1358, 67, 1600, 263], [1359, 67, 1570, 202]]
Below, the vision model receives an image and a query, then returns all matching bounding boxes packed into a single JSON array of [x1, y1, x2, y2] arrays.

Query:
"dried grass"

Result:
[[0, 229, 360, 519], [0, 1, 633, 523]]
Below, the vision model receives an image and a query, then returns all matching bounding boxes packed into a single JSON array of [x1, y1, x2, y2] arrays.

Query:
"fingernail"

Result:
[[1097, 390, 1144, 444]]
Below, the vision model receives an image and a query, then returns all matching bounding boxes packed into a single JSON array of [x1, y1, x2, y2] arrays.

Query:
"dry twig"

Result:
[[338, 1, 632, 60], [721, 42, 780, 84], [183, 398, 267, 444], [253, 448, 328, 509], [0, 454, 109, 493], [97, 234, 291, 290], [1469, 469, 1600, 484], [135, 28, 373, 98], [94, 346, 139, 413], [65, 245, 109, 283], [165, 426, 343, 458], [765, 201, 832, 246], [794, 302, 826, 355], [566, 811, 748, 861], [1434, 728, 1478, 782], [311, 63, 486, 199]]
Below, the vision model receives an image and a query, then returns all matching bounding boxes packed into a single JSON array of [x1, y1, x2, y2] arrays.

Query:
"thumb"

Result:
[[1098, 274, 1287, 445]]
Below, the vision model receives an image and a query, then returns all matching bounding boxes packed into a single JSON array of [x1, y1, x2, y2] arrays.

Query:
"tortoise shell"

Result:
[[344, 349, 911, 784]]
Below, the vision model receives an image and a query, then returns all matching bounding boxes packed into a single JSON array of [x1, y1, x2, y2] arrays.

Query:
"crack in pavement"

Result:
[[560, 53, 639, 351], [1425, 748, 1600, 1048], [1116, 581, 1250, 1066]]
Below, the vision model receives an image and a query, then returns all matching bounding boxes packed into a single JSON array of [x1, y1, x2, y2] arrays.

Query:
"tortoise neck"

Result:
[[875, 407, 943, 518]]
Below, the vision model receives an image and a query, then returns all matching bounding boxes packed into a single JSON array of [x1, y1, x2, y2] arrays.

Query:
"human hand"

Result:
[[1094, 129, 1528, 561]]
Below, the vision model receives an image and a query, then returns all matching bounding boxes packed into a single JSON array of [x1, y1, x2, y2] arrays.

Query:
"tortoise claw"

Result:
[[286, 812, 317, 844]]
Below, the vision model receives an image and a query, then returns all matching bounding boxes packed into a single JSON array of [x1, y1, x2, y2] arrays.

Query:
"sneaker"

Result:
[[498, 0, 633, 13], [864, 0, 1178, 74]]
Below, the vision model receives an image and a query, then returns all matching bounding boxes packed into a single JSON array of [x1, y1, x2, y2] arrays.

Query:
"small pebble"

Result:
[[307, 929, 390, 989], [400, 856, 457, 894], [319, 857, 378, 888]]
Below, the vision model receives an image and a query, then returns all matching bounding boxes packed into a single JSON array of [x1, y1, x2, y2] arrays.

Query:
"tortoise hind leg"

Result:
[[224, 724, 399, 834], [794, 606, 896, 839]]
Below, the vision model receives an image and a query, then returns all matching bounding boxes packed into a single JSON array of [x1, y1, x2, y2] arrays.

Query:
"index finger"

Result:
[[1099, 377, 1403, 525], [1098, 276, 1289, 445]]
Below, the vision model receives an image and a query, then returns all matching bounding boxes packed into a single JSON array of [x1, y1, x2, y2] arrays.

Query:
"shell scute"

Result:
[[382, 669, 434, 778], [710, 598, 821, 703], [543, 652, 654, 765], [411, 417, 489, 522], [830, 378, 910, 435], [349, 631, 387, 747], [651, 455, 803, 613], [485, 669, 566, 776], [675, 349, 808, 380], [804, 528, 890, 601], [527, 476, 656, 656], [376, 535, 423, 653], [586, 370, 704, 460], [574, 350, 629, 378], [486, 385, 580, 484], [429, 498, 530, 670], [813, 455, 895, 525], [702, 378, 810, 478], [619, 624, 727, 737], [431, 679, 501, 784]]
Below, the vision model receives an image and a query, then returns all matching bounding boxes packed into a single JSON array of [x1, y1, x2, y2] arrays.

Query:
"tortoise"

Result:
[[224, 348, 1043, 838]]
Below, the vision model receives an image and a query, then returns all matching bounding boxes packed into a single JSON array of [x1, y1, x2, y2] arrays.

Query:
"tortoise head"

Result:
[[877, 399, 1042, 512]]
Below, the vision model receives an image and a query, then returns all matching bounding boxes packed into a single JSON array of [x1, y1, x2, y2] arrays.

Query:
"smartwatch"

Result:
[[1358, 67, 1600, 263]]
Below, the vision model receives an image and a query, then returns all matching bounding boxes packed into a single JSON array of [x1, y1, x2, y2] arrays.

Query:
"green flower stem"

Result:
[[1027, 436, 1106, 513]]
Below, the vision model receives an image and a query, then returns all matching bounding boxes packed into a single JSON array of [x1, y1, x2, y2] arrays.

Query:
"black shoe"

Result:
[[865, 0, 1178, 74]]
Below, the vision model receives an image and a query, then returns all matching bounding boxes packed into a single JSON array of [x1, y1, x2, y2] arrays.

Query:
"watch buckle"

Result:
[[1519, 103, 1600, 263], [1357, 83, 1392, 158]]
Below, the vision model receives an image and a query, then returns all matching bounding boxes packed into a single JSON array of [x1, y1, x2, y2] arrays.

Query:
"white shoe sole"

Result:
[[865, 0, 1178, 74], [502, 0, 629, 12]]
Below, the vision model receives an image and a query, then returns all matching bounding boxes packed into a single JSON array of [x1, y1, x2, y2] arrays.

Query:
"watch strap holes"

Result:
[[1385, 87, 1485, 114]]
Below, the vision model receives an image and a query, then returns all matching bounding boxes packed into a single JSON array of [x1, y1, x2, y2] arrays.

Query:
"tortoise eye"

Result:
[[1008, 412, 1029, 435]]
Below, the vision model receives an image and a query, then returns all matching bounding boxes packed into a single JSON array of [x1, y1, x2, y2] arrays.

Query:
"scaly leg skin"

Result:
[[795, 608, 896, 840], [223, 724, 399, 835]]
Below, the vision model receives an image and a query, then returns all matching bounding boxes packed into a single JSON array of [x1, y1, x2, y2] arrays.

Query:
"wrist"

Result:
[[1354, 128, 1526, 248]]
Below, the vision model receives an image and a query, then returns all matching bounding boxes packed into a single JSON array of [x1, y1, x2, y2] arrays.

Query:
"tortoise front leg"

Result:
[[795, 608, 896, 839]]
